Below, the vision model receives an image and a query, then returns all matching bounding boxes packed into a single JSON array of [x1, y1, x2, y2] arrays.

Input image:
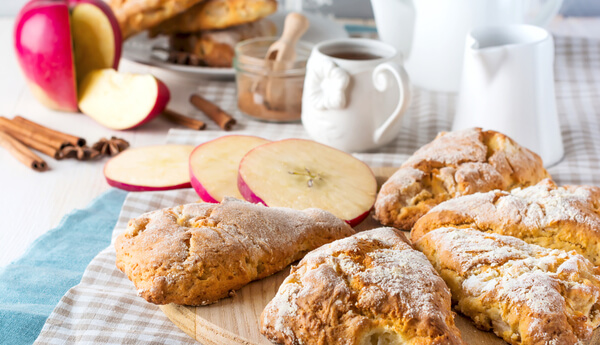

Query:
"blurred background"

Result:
[[1, 0, 599, 17]]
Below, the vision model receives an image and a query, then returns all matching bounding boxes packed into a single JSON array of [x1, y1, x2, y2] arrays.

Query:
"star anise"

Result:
[[91, 137, 130, 157], [59, 145, 99, 161]]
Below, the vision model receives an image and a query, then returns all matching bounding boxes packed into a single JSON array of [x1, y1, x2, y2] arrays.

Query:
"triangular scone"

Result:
[[261, 228, 465, 345], [414, 228, 600, 345], [115, 197, 354, 305], [412, 179, 600, 265], [374, 128, 549, 230]]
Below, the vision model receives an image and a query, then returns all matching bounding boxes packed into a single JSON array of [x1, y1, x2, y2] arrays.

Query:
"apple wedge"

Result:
[[78, 69, 170, 130], [71, 0, 122, 85], [238, 139, 377, 226], [104, 145, 195, 191], [14, 0, 121, 112], [190, 135, 270, 203]]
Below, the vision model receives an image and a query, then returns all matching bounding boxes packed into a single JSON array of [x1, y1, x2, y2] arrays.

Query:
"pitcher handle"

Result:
[[373, 62, 411, 144], [527, 0, 563, 27]]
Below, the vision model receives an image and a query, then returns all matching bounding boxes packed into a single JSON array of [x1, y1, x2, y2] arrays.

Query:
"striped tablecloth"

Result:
[[35, 35, 600, 344]]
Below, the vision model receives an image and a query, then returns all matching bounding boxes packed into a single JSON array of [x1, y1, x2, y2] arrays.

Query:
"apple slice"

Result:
[[78, 69, 170, 130], [238, 139, 377, 226], [71, 0, 122, 84], [189, 135, 270, 203], [104, 145, 195, 191]]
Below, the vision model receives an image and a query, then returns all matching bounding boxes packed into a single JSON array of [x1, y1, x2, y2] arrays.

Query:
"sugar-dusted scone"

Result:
[[261, 227, 466, 345], [414, 227, 600, 345], [167, 19, 277, 67], [412, 179, 600, 265], [374, 128, 549, 230], [115, 197, 354, 306], [150, 0, 277, 36], [109, 0, 206, 39]]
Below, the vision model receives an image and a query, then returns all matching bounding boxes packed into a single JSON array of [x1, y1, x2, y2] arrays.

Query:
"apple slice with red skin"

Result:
[[13, 0, 121, 112], [238, 139, 377, 226], [78, 69, 170, 130], [104, 145, 195, 191], [189, 135, 270, 203]]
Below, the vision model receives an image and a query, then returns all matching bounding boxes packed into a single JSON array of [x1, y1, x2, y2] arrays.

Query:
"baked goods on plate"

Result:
[[412, 178, 600, 265], [261, 227, 465, 345], [374, 127, 549, 230], [149, 0, 277, 35], [115, 197, 354, 305], [414, 227, 600, 345], [166, 19, 277, 67], [109, 0, 205, 39]]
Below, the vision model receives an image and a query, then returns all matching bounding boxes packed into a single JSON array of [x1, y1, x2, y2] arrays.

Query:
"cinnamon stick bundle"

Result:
[[0, 130, 48, 172], [189, 94, 236, 131], [0, 117, 67, 150], [13, 116, 86, 147], [162, 109, 206, 130]]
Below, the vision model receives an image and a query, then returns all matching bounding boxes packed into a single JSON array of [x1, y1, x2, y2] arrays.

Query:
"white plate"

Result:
[[122, 12, 348, 78]]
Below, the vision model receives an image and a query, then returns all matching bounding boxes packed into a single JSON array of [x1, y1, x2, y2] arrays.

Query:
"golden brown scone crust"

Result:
[[150, 0, 277, 36], [108, 0, 206, 39], [261, 227, 466, 345], [412, 179, 600, 266], [414, 228, 600, 345], [115, 197, 354, 306], [168, 19, 276, 67], [374, 128, 549, 230]]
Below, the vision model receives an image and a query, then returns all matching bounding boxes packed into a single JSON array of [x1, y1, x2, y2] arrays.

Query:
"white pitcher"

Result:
[[370, 0, 563, 92], [453, 24, 564, 167]]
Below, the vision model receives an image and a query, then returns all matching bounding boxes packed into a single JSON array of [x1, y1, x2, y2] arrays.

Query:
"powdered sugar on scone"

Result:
[[261, 227, 465, 345], [414, 228, 600, 345], [412, 178, 600, 266], [375, 127, 549, 230]]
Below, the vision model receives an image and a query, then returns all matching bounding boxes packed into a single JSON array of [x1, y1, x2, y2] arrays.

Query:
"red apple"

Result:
[[77, 69, 170, 130], [189, 135, 270, 203], [237, 139, 378, 226], [104, 145, 195, 192], [14, 0, 121, 112]]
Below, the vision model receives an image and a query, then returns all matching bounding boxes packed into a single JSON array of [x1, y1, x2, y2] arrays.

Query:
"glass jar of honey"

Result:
[[234, 37, 312, 122]]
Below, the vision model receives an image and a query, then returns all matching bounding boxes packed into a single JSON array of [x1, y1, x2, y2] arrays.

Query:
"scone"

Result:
[[109, 0, 206, 39], [167, 19, 277, 67], [115, 197, 354, 305], [414, 228, 600, 345], [149, 0, 277, 36], [261, 227, 466, 345], [412, 178, 600, 265], [374, 128, 549, 230]]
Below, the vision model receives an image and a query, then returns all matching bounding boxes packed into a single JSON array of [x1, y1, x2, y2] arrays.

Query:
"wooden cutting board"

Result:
[[159, 166, 600, 344]]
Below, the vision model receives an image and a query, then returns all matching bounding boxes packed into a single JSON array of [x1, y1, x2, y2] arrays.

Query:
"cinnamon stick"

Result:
[[9, 130, 61, 159], [0, 117, 67, 150], [13, 116, 85, 147], [189, 94, 236, 131], [162, 109, 206, 130], [0, 130, 48, 172]]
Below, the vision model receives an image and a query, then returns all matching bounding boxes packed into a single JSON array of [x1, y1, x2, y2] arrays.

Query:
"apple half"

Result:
[[14, 0, 121, 112], [78, 69, 170, 130], [238, 139, 377, 226], [189, 135, 270, 203], [104, 145, 195, 191]]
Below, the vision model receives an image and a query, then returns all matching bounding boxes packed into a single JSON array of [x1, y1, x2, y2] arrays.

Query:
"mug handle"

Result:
[[372, 62, 411, 144]]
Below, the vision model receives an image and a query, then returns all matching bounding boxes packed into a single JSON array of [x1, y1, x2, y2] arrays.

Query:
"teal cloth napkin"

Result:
[[0, 188, 127, 345]]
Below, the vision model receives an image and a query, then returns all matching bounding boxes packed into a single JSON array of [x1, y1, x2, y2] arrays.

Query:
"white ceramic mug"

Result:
[[301, 38, 411, 152], [453, 24, 564, 167]]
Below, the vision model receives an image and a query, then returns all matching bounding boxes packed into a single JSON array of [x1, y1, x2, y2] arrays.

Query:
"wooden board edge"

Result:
[[161, 303, 258, 345]]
